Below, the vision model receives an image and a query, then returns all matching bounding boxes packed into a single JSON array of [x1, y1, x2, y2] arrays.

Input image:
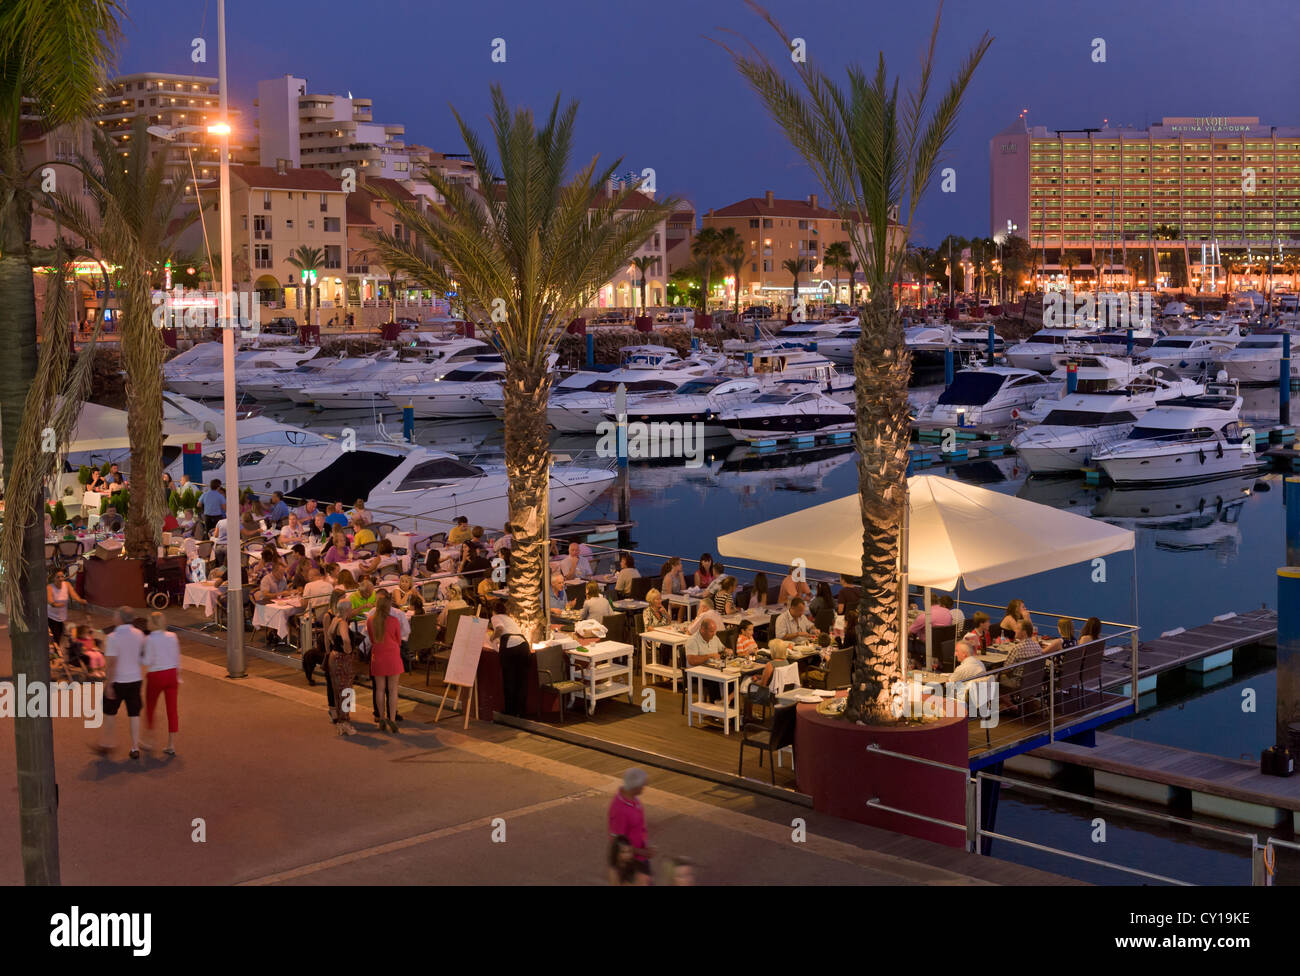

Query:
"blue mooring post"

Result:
[[1281, 332, 1292, 425], [986, 324, 995, 361], [402, 404, 414, 443], [1126, 327, 1135, 357], [753, 323, 761, 341], [943, 346, 954, 388], [615, 382, 628, 468], [691, 336, 699, 351], [1066, 361, 1078, 395], [1276, 567, 1300, 751], [585, 333, 595, 368], [1286, 477, 1300, 567]]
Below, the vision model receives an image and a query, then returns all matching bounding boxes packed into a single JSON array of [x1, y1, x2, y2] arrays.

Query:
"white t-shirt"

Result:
[[105, 624, 146, 683], [144, 630, 181, 672], [302, 578, 334, 608], [47, 582, 70, 622]]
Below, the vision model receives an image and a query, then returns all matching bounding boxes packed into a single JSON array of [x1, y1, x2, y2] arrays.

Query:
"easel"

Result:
[[434, 678, 478, 730], [436, 615, 488, 729]]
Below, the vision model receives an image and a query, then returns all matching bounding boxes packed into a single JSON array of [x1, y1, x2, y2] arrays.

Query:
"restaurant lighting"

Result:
[[207, 121, 231, 136]]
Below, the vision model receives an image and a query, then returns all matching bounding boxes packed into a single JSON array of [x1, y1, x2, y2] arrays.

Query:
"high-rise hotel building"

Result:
[[990, 116, 1300, 283]]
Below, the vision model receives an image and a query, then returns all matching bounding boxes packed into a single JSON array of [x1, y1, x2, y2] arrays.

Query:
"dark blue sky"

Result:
[[118, 0, 1300, 242]]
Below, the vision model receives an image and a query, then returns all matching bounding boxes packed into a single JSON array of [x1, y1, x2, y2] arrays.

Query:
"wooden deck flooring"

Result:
[[1033, 732, 1300, 812], [1099, 608, 1277, 691]]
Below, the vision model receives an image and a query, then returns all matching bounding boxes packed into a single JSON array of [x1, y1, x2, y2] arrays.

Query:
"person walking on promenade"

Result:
[[324, 590, 359, 735], [96, 607, 147, 759], [608, 768, 653, 879], [367, 589, 407, 733], [144, 611, 182, 755]]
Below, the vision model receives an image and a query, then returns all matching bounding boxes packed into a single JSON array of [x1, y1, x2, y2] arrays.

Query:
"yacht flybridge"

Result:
[[1091, 393, 1254, 485]]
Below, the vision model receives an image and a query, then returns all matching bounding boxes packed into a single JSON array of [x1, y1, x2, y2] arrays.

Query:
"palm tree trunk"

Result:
[[502, 359, 553, 641], [121, 271, 165, 558], [846, 294, 912, 723], [0, 195, 62, 884]]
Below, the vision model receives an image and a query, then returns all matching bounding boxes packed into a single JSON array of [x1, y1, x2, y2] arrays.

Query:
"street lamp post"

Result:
[[216, 0, 244, 677]]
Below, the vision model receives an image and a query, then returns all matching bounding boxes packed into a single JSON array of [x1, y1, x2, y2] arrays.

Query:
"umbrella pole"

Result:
[[898, 489, 911, 691], [924, 586, 933, 670]]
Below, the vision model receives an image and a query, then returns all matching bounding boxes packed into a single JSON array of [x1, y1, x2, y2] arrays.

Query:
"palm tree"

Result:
[[0, 0, 125, 885], [691, 226, 724, 317], [783, 256, 808, 309], [824, 240, 851, 305], [727, 2, 990, 722], [716, 226, 747, 317], [903, 244, 931, 306], [51, 118, 199, 558], [1061, 251, 1079, 289], [842, 257, 860, 306], [287, 245, 324, 327], [365, 86, 674, 638], [630, 255, 656, 315]]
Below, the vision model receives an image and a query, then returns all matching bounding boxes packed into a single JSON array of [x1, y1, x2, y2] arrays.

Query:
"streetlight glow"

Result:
[[207, 121, 231, 136]]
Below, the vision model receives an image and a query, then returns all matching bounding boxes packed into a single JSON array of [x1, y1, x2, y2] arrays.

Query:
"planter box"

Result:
[[795, 704, 969, 847]]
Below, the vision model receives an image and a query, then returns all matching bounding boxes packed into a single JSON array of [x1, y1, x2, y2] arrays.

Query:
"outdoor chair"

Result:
[[999, 656, 1048, 722], [535, 643, 583, 723], [739, 690, 797, 785], [565, 582, 587, 607], [937, 638, 957, 673], [1078, 640, 1106, 709], [1052, 644, 1087, 714], [771, 663, 801, 696], [600, 613, 628, 646], [57, 540, 85, 565], [629, 576, 656, 601], [808, 647, 851, 691], [407, 612, 439, 666], [371, 522, 397, 539]]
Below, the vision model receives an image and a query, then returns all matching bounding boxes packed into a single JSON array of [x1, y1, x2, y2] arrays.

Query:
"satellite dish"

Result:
[[202, 420, 219, 442]]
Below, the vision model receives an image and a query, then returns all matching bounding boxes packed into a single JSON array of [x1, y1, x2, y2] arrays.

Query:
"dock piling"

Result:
[[986, 324, 995, 362], [585, 333, 595, 367], [401, 404, 414, 443], [944, 346, 954, 388], [1276, 567, 1300, 756], [1282, 333, 1292, 425], [1287, 477, 1300, 567]]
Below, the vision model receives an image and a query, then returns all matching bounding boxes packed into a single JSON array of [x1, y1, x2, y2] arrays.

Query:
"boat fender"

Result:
[[1198, 448, 1206, 464], [1216, 442, 1223, 459], [1010, 408, 1020, 419]]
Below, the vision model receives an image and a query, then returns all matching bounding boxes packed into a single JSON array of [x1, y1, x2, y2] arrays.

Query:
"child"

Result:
[[72, 625, 106, 675]]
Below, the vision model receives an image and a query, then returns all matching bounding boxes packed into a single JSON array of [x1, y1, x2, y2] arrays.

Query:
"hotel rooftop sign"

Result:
[[1160, 116, 1260, 134]]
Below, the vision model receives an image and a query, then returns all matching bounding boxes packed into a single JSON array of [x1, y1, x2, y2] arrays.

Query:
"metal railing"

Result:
[[862, 741, 1267, 885]]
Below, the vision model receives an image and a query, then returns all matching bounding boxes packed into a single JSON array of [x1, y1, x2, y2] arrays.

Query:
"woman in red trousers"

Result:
[[144, 611, 182, 755]]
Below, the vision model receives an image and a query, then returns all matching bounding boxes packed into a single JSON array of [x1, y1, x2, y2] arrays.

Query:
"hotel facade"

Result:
[[990, 116, 1300, 288]]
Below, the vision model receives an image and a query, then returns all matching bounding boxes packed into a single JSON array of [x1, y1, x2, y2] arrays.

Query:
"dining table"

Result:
[[183, 580, 222, 617]]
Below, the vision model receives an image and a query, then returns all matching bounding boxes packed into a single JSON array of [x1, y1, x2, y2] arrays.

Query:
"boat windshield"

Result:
[[438, 367, 502, 382], [1238, 338, 1282, 349], [675, 379, 724, 395], [1128, 425, 1215, 441], [1153, 339, 1196, 348], [1041, 408, 1138, 427], [936, 372, 1005, 406]]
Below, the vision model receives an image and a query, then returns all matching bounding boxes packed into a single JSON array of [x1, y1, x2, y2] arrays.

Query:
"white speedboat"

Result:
[[249, 351, 401, 402], [1011, 371, 1203, 474], [544, 352, 726, 432], [719, 387, 855, 442], [287, 444, 615, 533], [727, 345, 855, 403], [300, 346, 499, 409], [161, 394, 343, 497], [1138, 334, 1238, 372], [164, 343, 320, 398], [919, 366, 1056, 427], [605, 376, 763, 437], [1092, 394, 1253, 485], [1214, 330, 1300, 385], [392, 355, 554, 419], [1004, 329, 1098, 372]]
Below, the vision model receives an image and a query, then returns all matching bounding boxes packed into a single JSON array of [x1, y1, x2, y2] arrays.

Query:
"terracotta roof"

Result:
[[345, 193, 375, 226], [360, 176, 417, 202], [229, 165, 342, 192], [709, 196, 842, 220]]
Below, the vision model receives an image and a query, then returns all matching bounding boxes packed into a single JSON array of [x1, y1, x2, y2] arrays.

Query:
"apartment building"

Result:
[[344, 175, 433, 306], [94, 72, 243, 193], [701, 191, 853, 307], [990, 115, 1300, 285], [191, 163, 351, 322], [593, 185, 668, 310]]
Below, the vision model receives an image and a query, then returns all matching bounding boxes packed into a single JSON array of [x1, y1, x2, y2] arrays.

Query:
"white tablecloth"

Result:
[[253, 598, 303, 639], [184, 581, 221, 617]]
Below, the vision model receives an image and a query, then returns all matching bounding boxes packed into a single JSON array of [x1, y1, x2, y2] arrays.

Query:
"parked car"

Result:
[[742, 305, 774, 320], [263, 316, 298, 335]]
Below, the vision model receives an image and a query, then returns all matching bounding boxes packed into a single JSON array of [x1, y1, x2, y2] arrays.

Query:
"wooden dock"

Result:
[[1028, 732, 1300, 830], [1099, 608, 1277, 694]]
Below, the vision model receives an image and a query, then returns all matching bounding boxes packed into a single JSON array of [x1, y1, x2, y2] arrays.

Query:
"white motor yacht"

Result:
[[1004, 328, 1101, 371], [544, 352, 727, 432], [1092, 393, 1254, 485], [1214, 329, 1300, 385], [918, 367, 1056, 427], [1011, 367, 1204, 474], [719, 387, 855, 442], [248, 351, 398, 402], [164, 343, 319, 398], [287, 444, 615, 533], [601, 376, 764, 438], [392, 354, 556, 419], [300, 344, 499, 409]]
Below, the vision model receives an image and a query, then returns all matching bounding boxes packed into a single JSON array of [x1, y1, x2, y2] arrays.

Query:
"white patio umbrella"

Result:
[[717, 475, 1135, 671]]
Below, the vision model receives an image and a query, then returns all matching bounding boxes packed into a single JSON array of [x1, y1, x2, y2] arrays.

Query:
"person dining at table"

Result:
[[657, 557, 684, 598], [351, 516, 376, 548], [1079, 616, 1102, 646], [684, 617, 727, 667], [390, 571, 416, 610], [711, 576, 738, 615], [614, 553, 640, 597], [437, 583, 468, 630], [303, 511, 329, 541], [334, 568, 358, 591], [693, 553, 716, 590], [239, 512, 262, 544], [296, 498, 320, 522], [351, 498, 373, 527], [908, 597, 953, 637], [277, 512, 304, 544], [750, 572, 770, 608], [1002, 618, 1043, 669], [733, 620, 774, 689], [778, 570, 812, 606], [809, 581, 835, 619], [966, 612, 992, 651], [324, 502, 350, 530], [775, 597, 818, 641], [1041, 617, 1076, 655], [323, 527, 352, 565], [549, 570, 570, 610], [266, 491, 291, 527], [447, 515, 472, 546], [556, 542, 592, 581], [301, 565, 334, 612], [579, 582, 614, 621], [1000, 599, 1031, 641], [348, 575, 378, 614], [87, 465, 108, 494], [943, 640, 988, 692], [642, 589, 670, 631]]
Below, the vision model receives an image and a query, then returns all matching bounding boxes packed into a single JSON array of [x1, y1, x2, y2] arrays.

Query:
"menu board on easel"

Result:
[[436, 615, 489, 728]]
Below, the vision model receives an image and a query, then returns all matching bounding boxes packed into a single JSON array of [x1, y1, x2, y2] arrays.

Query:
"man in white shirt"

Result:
[[556, 542, 592, 581], [97, 607, 147, 759], [775, 598, 818, 640], [945, 640, 993, 718], [301, 566, 334, 610], [684, 618, 726, 667]]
